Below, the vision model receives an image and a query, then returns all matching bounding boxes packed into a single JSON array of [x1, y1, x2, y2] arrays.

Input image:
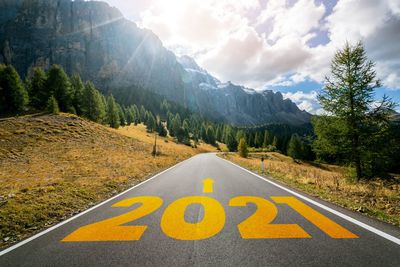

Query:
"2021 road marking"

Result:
[[62, 195, 358, 242]]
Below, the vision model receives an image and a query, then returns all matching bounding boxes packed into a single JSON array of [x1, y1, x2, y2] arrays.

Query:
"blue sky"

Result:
[[103, 0, 400, 113]]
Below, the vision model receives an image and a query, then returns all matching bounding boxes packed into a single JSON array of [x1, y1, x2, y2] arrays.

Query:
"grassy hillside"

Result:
[[0, 114, 217, 248], [220, 153, 400, 226]]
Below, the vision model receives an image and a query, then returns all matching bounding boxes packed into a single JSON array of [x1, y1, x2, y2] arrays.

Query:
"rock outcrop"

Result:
[[0, 0, 311, 126]]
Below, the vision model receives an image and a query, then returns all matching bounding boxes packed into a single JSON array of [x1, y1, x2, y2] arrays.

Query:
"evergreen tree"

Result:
[[272, 136, 279, 149], [172, 114, 182, 137], [0, 64, 29, 115], [127, 106, 136, 126], [156, 117, 168, 137], [70, 74, 84, 115], [200, 124, 207, 142], [247, 132, 254, 147], [139, 105, 146, 123], [45, 65, 73, 112], [46, 95, 59, 115], [287, 134, 302, 160], [133, 105, 140, 125], [315, 41, 396, 179], [117, 104, 126, 126], [28, 67, 47, 109], [146, 112, 156, 132], [254, 132, 263, 148], [226, 128, 238, 152], [238, 138, 248, 158], [216, 125, 223, 142], [263, 130, 270, 148], [106, 95, 120, 129], [206, 126, 216, 145], [81, 81, 106, 123], [236, 130, 246, 143]]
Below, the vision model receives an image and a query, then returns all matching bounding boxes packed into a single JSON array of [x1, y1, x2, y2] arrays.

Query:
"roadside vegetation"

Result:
[[0, 114, 217, 248], [220, 152, 400, 227], [221, 42, 399, 227]]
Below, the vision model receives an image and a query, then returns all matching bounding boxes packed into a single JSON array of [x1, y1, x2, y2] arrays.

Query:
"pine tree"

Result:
[[172, 114, 182, 137], [81, 82, 106, 123], [28, 67, 47, 110], [206, 126, 216, 145], [238, 138, 248, 158], [46, 95, 59, 115], [106, 95, 120, 129], [226, 128, 238, 152], [0, 64, 29, 115], [236, 130, 246, 143], [200, 124, 207, 142], [263, 130, 270, 148], [156, 117, 168, 137], [140, 105, 146, 123], [254, 132, 263, 148], [146, 112, 156, 133], [216, 125, 222, 142], [70, 74, 84, 115], [272, 136, 279, 149], [45, 65, 73, 112], [287, 134, 302, 160], [133, 105, 140, 125], [315, 41, 396, 179], [247, 132, 254, 147], [117, 104, 126, 127]]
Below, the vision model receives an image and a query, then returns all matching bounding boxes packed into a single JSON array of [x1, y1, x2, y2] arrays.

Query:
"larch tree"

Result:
[[238, 138, 248, 158], [314, 41, 396, 180]]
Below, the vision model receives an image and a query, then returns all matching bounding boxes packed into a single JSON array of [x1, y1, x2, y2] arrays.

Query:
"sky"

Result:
[[102, 0, 400, 114]]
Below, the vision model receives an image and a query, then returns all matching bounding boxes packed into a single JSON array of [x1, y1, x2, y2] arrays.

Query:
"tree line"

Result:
[[0, 63, 317, 154]]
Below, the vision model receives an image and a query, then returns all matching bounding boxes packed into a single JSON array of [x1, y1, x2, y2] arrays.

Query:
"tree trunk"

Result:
[[352, 133, 362, 181]]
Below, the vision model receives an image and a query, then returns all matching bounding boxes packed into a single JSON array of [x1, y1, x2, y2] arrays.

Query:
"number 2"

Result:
[[62, 196, 163, 242], [229, 196, 311, 239]]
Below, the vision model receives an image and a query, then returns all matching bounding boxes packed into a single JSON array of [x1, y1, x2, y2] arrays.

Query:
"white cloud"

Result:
[[258, 0, 325, 41], [283, 91, 323, 114], [104, 0, 400, 93]]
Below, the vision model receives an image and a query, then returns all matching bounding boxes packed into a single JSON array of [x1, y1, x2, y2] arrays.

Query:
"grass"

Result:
[[219, 152, 400, 227], [0, 114, 217, 248]]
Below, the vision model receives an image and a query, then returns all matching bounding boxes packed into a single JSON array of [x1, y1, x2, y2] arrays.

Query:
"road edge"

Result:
[[218, 155, 400, 246], [0, 155, 196, 257]]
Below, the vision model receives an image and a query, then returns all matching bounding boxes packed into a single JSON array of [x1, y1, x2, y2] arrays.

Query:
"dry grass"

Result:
[[0, 114, 217, 248], [220, 152, 400, 227]]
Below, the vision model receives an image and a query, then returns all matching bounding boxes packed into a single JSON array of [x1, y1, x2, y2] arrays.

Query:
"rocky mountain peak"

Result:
[[0, 0, 311, 126]]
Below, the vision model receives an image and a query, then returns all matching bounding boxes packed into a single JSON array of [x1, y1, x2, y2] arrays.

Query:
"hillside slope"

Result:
[[0, 114, 215, 248], [0, 0, 310, 126]]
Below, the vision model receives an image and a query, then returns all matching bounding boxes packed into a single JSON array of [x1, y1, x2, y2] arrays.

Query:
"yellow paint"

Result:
[[229, 196, 311, 239], [271, 196, 358, 238], [202, 178, 214, 193], [62, 196, 163, 242], [161, 196, 225, 240]]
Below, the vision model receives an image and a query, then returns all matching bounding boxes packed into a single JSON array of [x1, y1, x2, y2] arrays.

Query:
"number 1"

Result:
[[271, 196, 358, 238]]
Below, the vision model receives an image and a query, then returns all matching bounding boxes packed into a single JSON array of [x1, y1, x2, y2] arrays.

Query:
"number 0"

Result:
[[161, 196, 225, 240]]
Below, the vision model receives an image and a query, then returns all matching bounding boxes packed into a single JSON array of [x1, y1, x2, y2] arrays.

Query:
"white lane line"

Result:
[[0, 156, 195, 257], [219, 156, 400, 246]]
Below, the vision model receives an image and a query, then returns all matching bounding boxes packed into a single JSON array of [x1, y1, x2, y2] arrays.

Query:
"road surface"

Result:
[[1, 153, 400, 266]]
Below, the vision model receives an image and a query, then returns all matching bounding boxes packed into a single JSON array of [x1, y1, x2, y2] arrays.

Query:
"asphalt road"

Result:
[[1, 153, 400, 266]]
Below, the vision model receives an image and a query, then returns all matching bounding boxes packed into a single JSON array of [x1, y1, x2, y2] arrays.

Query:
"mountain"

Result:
[[0, 0, 311, 126], [177, 55, 311, 125]]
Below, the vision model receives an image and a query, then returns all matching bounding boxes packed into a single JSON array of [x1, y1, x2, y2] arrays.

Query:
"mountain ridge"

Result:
[[0, 0, 311, 126]]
